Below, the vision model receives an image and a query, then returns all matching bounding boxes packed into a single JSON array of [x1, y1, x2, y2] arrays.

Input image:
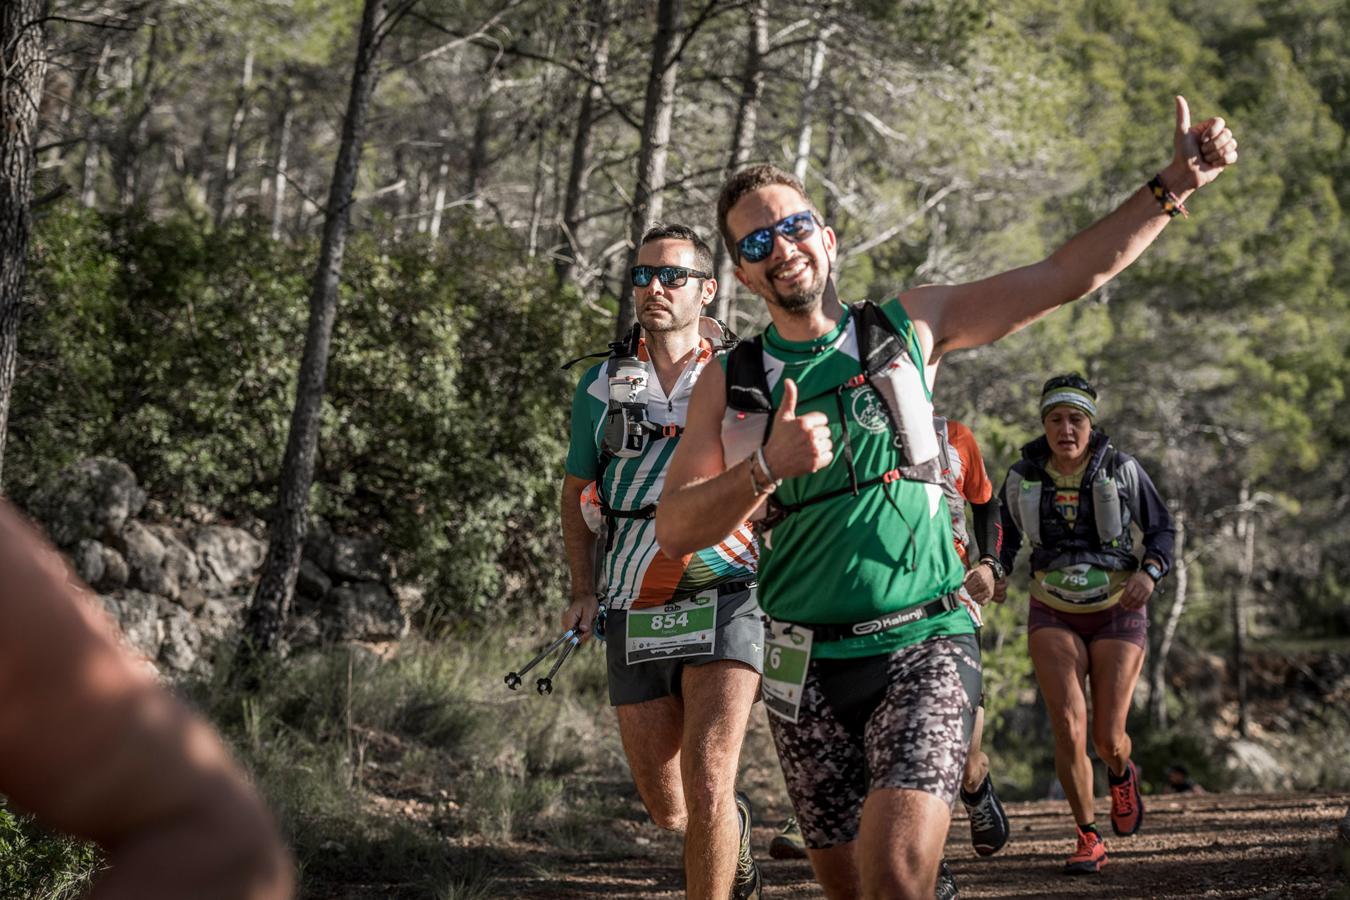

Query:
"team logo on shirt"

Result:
[[851, 387, 889, 433]]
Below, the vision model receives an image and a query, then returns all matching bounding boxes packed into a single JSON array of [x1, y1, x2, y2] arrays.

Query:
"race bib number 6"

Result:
[[762, 619, 812, 723]]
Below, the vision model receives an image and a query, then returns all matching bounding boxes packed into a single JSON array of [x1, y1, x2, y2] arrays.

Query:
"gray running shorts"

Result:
[[605, 585, 763, 707], [768, 633, 982, 849]]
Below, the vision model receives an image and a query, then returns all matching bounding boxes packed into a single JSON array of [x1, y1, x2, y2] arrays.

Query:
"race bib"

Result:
[[762, 620, 812, 723], [1043, 563, 1111, 606], [625, 590, 717, 664]]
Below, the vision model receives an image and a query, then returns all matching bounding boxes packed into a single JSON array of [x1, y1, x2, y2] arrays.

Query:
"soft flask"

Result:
[[603, 325, 649, 458]]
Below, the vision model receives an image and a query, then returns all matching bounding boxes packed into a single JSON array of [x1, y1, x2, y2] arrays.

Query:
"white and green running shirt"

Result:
[[566, 321, 757, 611], [726, 300, 972, 660]]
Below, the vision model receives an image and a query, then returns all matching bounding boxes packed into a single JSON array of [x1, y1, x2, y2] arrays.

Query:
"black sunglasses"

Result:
[[734, 210, 819, 263], [630, 265, 710, 288]]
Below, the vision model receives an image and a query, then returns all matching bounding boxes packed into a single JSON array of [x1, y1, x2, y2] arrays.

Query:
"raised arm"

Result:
[[0, 503, 293, 900], [904, 95, 1238, 364]]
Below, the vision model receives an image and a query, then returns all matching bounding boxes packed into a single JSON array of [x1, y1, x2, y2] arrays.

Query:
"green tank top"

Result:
[[726, 300, 972, 659]]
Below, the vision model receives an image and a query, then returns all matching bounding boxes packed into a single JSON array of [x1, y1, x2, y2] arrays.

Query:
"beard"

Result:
[[638, 302, 698, 334], [766, 256, 829, 314]]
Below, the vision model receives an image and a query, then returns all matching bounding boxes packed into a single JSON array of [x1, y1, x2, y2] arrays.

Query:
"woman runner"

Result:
[[994, 374, 1175, 874]]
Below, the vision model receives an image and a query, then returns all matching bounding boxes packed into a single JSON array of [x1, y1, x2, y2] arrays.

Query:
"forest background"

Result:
[[0, 0, 1347, 896]]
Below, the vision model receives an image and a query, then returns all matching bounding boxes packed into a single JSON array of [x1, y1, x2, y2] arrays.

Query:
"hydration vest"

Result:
[[564, 318, 737, 545], [1010, 445, 1127, 552], [720, 300, 943, 531], [933, 417, 970, 555]]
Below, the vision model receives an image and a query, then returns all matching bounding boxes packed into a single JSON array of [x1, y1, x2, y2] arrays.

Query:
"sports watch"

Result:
[[1141, 561, 1164, 583], [980, 556, 1006, 581]]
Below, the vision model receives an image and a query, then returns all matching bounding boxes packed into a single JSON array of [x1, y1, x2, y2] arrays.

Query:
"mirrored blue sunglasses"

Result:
[[734, 210, 819, 263]]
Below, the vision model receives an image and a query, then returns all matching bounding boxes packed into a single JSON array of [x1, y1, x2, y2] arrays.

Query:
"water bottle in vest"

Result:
[[604, 356, 649, 458], [1092, 469, 1123, 546]]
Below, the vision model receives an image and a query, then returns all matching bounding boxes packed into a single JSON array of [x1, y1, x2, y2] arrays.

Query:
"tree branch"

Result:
[[839, 181, 962, 261]]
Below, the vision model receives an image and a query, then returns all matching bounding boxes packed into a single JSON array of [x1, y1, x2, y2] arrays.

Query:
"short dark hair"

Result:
[[639, 222, 714, 273], [716, 164, 820, 260]]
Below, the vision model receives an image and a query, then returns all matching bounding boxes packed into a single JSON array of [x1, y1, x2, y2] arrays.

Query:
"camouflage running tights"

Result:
[[768, 634, 981, 849]]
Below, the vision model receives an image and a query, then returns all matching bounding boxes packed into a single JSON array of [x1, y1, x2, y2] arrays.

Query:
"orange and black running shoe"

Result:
[[1108, 759, 1144, 836], [1063, 826, 1107, 875]]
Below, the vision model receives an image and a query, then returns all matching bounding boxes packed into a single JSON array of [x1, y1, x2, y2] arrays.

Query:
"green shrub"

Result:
[[0, 804, 100, 900], [18, 205, 607, 629]]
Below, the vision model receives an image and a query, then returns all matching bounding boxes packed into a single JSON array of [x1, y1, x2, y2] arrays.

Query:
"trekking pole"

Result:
[[504, 629, 576, 690], [536, 632, 581, 695]]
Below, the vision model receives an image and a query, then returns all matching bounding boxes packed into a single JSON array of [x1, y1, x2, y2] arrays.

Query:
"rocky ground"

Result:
[[421, 699, 1349, 900], [492, 791, 1350, 899]]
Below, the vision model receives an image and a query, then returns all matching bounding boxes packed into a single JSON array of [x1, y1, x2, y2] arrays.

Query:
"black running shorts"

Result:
[[604, 586, 763, 707], [768, 633, 982, 849]]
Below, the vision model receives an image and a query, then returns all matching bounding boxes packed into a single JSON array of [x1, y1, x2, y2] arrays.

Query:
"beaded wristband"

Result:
[[1148, 174, 1189, 219]]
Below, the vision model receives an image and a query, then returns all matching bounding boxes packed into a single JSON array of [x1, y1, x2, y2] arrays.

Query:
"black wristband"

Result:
[[1148, 174, 1188, 219], [980, 556, 1006, 581]]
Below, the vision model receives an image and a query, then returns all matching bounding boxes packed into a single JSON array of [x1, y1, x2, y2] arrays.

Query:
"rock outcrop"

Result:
[[29, 458, 414, 677]]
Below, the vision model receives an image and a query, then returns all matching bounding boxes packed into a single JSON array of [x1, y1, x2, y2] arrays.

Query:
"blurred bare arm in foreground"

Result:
[[0, 501, 294, 900]]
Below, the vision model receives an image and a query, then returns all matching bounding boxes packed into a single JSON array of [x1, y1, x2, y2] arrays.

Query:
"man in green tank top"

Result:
[[658, 97, 1237, 898]]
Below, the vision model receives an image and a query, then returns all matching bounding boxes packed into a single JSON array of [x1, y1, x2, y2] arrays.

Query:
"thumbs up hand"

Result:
[[1169, 94, 1238, 192], [762, 379, 834, 480]]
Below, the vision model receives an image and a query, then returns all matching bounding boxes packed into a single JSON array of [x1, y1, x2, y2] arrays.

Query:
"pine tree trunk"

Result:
[[1148, 508, 1188, 729], [615, 0, 682, 340], [792, 20, 832, 182], [243, 0, 388, 656], [528, 128, 548, 257], [1234, 481, 1255, 737], [822, 104, 841, 222], [427, 144, 452, 238], [270, 100, 293, 240], [114, 26, 159, 208], [214, 45, 255, 226], [0, 0, 50, 489], [710, 0, 767, 324], [466, 73, 494, 207], [554, 0, 610, 285], [78, 38, 112, 208]]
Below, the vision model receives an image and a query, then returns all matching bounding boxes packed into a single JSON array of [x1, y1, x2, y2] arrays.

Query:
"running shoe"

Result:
[[935, 858, 960, 899], [1108, 759, 1144, 836], [732, 791, 762, 900], [1063, 826, 1107, 875], [769, 815, 808, 860], [960, 775, 1010, 856]]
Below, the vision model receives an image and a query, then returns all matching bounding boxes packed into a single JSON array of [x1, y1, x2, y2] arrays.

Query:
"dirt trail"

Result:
[[494, 792, 1349, 898]]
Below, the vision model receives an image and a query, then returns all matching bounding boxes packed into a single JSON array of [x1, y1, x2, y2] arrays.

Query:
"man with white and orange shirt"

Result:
[[933, 416, 1011, 859], [560, 223, 762, 899]]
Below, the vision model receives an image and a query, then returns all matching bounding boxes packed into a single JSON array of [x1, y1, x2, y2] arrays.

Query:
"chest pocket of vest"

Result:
[[1017, 466, 1127, 549], [869, 355, 942, 481], [1018, 480, 1045, 547]]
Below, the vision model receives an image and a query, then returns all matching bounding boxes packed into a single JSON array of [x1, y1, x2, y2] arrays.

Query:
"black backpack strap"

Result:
[[851, 300, 906, 377], [560, 348, 613, 370], [563, 322, 642, 370], [724, 335, 772, 414]]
